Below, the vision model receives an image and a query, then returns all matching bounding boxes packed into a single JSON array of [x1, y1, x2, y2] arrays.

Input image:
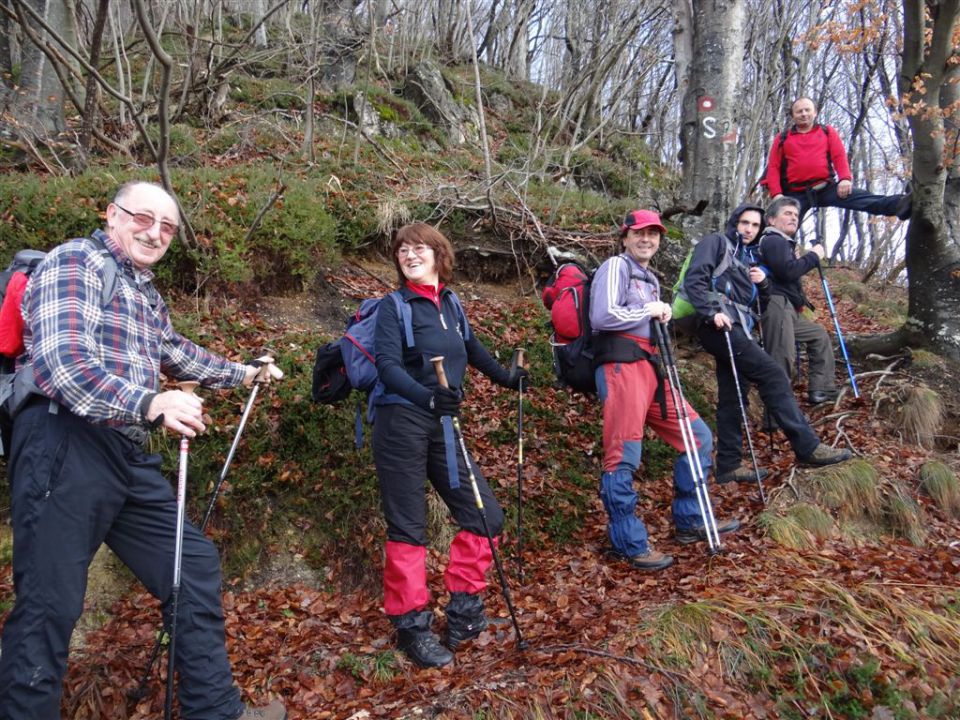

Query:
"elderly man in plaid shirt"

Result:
[[0, 181, 286, 720]]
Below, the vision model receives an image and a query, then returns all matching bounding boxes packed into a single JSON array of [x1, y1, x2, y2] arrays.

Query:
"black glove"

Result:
[[430, 386, 462, 417], [507, 367, 531, 390]]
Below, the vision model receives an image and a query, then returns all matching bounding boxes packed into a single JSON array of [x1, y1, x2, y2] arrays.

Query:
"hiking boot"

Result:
[[716, 466, 769, 485], [604, 546, 674, 571], [675, 518, 741, 545], [808, 389, 839, 405], [799, 443, 852, 467], [444, 591, 487, 650], [238, 700, 287, 720], [391, 610, 453, 668]]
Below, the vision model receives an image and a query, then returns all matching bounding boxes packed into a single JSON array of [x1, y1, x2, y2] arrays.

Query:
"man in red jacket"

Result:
[[763, 97, 911, 220]]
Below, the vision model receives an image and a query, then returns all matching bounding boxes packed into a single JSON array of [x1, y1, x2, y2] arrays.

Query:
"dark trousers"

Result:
[[761, 295, 836, 395], [0, 401, 243, 720], [787, 182, 905, 219], [697, 324, 820, 473], [372, 403, 504, 545]]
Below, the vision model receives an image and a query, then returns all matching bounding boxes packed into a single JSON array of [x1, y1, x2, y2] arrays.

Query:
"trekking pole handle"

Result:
[[654, 321, 675, 367], [430, 356, 449, 389]]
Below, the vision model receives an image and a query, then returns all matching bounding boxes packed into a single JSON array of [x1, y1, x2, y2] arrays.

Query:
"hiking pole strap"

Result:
[[431, 356, 462, 490]]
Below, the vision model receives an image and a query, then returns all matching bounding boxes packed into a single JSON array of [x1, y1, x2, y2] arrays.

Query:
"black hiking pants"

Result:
[[697, 324, 819, 474], [0, 400, 243, 720]]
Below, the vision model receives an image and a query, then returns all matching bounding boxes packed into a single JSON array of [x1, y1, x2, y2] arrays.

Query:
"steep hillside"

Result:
[[3, 258, 957, 719]]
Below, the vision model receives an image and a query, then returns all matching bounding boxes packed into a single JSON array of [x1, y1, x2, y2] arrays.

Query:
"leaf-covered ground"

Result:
[[2, 265, 959, 719]]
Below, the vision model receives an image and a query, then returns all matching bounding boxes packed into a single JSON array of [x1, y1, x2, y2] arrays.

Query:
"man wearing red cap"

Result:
[[588, 210, 739, 571]]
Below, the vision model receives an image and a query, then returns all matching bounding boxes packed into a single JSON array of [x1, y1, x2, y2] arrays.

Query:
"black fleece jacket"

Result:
[[684, 203, 766, 322], [757, 226, 820, 310], [374, 285, 511, 411]]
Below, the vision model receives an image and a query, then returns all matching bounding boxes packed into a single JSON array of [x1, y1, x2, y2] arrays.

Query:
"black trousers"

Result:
[[0, 401, 243, 719], [697, 324, 820, 473], [372, 403, 503, 545]]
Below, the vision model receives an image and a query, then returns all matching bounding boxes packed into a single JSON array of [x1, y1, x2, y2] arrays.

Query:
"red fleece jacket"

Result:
[[762, 124, 852, 196]]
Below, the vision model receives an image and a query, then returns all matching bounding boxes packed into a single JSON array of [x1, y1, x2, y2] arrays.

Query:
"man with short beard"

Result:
[[684, 202, 851, 483]]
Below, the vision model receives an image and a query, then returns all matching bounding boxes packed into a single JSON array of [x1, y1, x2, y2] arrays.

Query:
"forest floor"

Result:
[[1, 260, 959, 720]]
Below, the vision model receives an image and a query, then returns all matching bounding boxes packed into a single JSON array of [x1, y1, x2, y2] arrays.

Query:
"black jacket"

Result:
[[374, 285, 510, 411], [684, 203, 767, 325], [756, 226, 819, 310]]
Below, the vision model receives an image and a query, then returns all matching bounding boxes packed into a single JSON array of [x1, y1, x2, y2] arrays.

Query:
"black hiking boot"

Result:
[[444, 592, 487, 650], [674, 517, 741, 545], [391, 610, 453, 668]]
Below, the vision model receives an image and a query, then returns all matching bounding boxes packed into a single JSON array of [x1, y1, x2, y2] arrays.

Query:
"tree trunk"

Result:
[[0, 0, 14, 83], [78, 0, 110, 155], [15, 0, 73, 136], [676, 0, 746, 241], [897, 0, 960, 360]]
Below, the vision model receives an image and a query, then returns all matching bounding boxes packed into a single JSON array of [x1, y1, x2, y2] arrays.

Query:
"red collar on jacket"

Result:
[[405, 280, 444, 307]]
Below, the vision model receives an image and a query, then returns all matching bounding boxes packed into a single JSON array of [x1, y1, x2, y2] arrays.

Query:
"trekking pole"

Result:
[[812, 208, 860, 398], [815, 265, 860, 399], [431, 356, 528, 651], [653, 323, 722, 554], [131, 365, 278, 704], [723, 329, 766, 504], [165, 380, 199, 720], [754, 295, 775, 450], [510, 348, 526, 583], [199, 368, 270, 530]]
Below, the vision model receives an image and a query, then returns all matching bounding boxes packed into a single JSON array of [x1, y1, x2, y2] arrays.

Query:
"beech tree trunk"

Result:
[[15, 0, 74, 136], [676, 0, 746, 241], [897, 0, 960, 359]]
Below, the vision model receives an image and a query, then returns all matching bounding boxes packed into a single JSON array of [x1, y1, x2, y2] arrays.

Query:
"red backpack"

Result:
[[540, 262, 597, 394]]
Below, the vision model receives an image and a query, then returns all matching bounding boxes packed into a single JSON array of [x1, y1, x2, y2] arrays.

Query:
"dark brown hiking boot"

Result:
[[799, 443, 852, 467], [716, 467, 769, 485], [239, 700, 287, 720], [675, 518, 741, 544], [626, 549, 674, 571]]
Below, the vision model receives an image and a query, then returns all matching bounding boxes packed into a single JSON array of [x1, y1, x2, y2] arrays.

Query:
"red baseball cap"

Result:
[[622, 209, 666, 233]]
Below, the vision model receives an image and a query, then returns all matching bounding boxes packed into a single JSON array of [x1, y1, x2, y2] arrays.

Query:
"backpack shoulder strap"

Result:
[[447, 290, 472, 342], [712, 240, 735, 280], [78, 235, 120, 308], [389, 291, 415, 347]]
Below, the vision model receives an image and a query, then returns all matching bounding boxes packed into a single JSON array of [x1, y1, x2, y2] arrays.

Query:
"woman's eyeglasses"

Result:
[[114, 204, 179, 238], [397, 244, 429, 258]]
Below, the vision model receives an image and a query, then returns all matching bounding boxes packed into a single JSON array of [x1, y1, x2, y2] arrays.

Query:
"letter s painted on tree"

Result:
[[702, 116, 717, 139]]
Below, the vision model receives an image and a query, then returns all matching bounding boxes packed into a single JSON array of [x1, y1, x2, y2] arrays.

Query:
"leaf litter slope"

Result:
[[1, 266, 958, 719]]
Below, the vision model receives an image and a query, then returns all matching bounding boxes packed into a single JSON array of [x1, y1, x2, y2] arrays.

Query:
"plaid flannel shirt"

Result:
[[21, 229, 247, 426]]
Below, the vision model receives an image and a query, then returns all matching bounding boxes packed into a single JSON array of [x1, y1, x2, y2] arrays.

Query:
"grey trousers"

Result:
[[761, 295, 837, 394]]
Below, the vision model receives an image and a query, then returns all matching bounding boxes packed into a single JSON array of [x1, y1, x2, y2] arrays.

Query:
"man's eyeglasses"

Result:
[[114, 203, 179, 238]]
